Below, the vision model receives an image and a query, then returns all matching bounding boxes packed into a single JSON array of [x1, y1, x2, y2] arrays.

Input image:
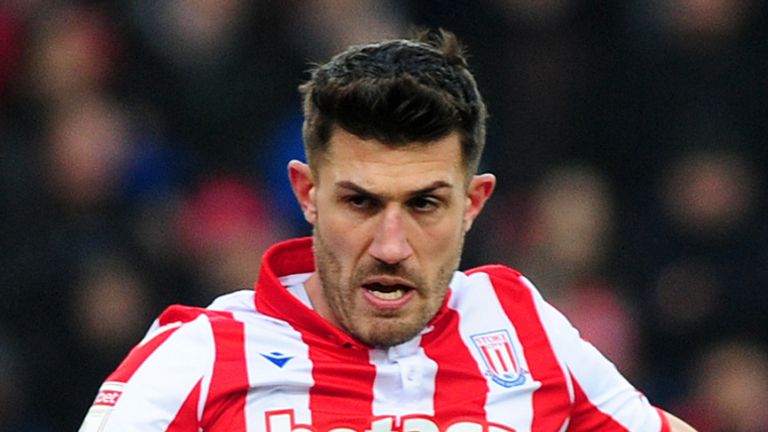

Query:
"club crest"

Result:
[[471, 330, 527, 388]]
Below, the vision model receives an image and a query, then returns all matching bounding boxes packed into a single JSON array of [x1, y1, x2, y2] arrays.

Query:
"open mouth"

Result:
[[364, 282, 412, 300], [361, 277, 416, 307]]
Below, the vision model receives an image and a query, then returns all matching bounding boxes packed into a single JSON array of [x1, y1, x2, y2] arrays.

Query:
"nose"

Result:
[[368, 205, 414, 265]]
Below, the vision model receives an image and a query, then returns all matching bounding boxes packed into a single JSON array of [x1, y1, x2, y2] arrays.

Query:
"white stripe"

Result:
[[102, 315, 215, 431], [241, 311, 314, 429], [370, 336, 438, 417], [138, 321, 183, 348], [208, 289, 316, 431], [518, 276, 574, 403], [526, 278, 662, 431], [448, 271, 539, 430]]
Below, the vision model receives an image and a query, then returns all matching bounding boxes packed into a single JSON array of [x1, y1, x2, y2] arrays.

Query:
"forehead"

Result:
[[316, 128, 466, 190]]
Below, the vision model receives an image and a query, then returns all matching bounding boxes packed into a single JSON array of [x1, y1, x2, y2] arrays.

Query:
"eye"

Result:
[[345, 194, 377, 210], [408, 196, 440, 213]]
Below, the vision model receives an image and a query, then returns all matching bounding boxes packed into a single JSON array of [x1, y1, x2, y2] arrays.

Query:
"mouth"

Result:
[[361, 277, 416, 308]]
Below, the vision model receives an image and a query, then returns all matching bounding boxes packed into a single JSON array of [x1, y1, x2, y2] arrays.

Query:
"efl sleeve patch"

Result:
[[78, 382, 125, 432]]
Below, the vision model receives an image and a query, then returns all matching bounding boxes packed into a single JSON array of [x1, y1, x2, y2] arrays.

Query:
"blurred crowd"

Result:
[[1, 1, 768, 430]]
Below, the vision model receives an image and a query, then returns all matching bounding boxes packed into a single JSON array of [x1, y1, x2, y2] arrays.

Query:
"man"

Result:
[[79, 30, 696, 431]]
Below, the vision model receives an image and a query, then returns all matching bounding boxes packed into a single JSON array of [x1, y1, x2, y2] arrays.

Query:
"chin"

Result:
[[354, 317, 425, 348]]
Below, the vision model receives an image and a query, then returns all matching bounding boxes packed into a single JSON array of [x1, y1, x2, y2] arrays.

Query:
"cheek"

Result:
[[418, 218, 465, 267], [428, 210, 466, 246], [316, 213, 367, 271]]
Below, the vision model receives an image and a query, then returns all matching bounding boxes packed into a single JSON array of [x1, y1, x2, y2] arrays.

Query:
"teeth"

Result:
[[369, 289, 404, 300]]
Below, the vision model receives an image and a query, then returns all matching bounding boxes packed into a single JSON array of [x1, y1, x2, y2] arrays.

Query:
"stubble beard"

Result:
[[313, 229, 462, 348]]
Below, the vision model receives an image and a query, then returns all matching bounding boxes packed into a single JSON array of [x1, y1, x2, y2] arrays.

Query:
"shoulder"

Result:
[[105, 304, 218, 387], [146, 289, 256, 342], [453, 265, 563, 335], [465, 264, 523, 282], [107, 291, 258, 380], [207, 289, 256, 315], [152, 289, 255, 327], [447, 265, 550, 323], [458, 264, 537, 297]]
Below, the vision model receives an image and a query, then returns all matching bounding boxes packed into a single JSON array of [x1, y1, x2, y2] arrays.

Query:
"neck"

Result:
[[304, 272, 340, 328]]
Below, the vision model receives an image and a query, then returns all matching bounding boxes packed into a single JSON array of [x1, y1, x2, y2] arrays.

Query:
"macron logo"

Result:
[[261, 352, 294, 368]]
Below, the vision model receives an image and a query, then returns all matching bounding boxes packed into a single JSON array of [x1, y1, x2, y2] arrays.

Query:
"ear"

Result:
[[288, 160, 318, 225], [464, 173, 496, 232]]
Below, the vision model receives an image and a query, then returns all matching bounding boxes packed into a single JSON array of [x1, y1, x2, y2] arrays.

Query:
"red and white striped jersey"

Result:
[[79, 237, 670, 432]]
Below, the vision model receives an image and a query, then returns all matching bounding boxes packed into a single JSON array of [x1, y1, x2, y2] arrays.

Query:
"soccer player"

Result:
[[79, 30, 696, 431]]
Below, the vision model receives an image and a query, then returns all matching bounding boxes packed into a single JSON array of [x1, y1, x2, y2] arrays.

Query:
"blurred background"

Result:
[[1, 0, 768, 430]]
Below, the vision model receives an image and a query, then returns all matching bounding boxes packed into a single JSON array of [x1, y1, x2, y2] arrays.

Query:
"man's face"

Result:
[[289, 128, 494, 347]]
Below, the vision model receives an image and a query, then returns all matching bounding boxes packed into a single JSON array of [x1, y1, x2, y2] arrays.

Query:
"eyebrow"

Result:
[[335, 180, 453, 200]]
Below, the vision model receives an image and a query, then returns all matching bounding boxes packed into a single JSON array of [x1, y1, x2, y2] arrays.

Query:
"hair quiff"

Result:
[[299, 29, 487, 174]]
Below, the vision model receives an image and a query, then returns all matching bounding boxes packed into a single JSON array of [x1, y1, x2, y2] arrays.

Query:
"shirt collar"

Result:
[[253, 236, 454, 350]]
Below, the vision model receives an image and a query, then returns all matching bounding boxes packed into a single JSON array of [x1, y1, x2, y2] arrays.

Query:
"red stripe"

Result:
[[494, 349, 508, 372], [201, 311, 249, 431], [158, 304, 208, 326], [107, 322, 183, 383], [108, 304, 213, 383], [304, 333, 377, 430], [475, 266, 571, 431], [568, 377, 629, 431], [166, 378, 202, 431], [481, 346, 499, 374], [421, 304, 488, 423], [656, 407, 671, 432], [504, 343, 519, 371]]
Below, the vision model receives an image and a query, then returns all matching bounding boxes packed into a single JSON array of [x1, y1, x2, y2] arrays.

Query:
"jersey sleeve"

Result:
[[524, 278, 669, 432], [78, 305, 216, 432]]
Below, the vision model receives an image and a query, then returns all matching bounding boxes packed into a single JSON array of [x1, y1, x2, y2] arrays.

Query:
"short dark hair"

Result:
[[299, 29, 487, 175]]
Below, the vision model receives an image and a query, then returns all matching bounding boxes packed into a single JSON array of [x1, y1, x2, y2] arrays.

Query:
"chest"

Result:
[[203, 327, 571, 432]]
